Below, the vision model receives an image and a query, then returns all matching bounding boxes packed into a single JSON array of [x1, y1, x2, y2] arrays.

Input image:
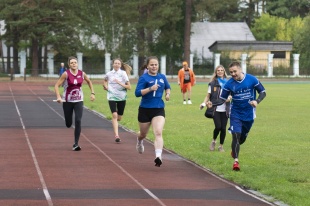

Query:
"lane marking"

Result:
[[40, 97, 166, 206], [9, 86, 53, 206], [84, 105, 276, 205]]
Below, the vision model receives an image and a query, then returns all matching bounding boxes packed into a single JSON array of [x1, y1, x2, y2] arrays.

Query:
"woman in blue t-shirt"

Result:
[[135, 56, 171, 167]]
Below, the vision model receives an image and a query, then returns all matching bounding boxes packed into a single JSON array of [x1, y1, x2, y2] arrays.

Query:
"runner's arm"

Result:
[[255, 91, 266, 104]]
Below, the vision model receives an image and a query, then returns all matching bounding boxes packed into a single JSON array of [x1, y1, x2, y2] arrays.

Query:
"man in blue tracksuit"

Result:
[[207, 61, 266, 171]]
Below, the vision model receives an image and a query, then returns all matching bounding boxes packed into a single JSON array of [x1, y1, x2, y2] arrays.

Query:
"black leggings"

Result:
[[212, 111, 228, 144], [63, 101, 83, 145]]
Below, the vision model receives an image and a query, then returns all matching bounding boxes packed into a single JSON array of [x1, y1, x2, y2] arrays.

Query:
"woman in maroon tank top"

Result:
[[54, 56, 95, 151]]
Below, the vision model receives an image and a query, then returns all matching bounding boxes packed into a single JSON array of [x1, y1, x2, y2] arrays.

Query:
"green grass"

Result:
[[80, 81, 310, 206]]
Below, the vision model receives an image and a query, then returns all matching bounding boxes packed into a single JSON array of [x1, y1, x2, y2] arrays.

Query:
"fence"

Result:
[[1, 55, 309, 81]]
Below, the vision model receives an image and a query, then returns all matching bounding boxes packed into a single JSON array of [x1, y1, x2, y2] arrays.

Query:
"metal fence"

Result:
[[1, 55, 310, 81]]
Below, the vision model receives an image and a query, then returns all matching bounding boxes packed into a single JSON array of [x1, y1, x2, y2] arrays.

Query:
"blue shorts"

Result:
[[229, 116, 254, 138]]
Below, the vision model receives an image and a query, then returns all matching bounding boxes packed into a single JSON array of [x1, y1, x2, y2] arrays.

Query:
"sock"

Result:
[[234, 158, 239, 162], [188, 98, 190, 100], [155, 149, 162, 158]]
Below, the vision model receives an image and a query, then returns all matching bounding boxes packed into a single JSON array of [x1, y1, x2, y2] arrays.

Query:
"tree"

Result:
[[266, 0, 310, 19], [293, 15, 310, 69], [251, 13, 279, 40], [0, 0, 23, 75], [183, 0, 192, 63], [239, 0, 258, 26], [251, 13, 304, 41], [85, 0, 184, 71], [0, 0, 89, 75], [194, 0, 240, 22]]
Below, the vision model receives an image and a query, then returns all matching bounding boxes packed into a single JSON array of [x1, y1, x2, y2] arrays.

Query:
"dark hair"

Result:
[[228, 61, 241, 69], [67, 56, 78, 67], [140, 64, 147, 70], [146, 56, 158, 65]]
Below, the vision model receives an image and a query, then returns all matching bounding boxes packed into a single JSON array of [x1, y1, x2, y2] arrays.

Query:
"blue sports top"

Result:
[[220, 73, 265, 121], [135, 73, 171, 108]]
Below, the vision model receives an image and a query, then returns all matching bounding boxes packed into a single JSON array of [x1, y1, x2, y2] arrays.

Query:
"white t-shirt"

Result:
[[103, 69, 129, 101]]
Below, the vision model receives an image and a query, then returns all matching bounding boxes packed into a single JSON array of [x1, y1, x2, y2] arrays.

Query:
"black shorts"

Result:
[[108, 100, 126, 115], [138, 107, 165, 123]]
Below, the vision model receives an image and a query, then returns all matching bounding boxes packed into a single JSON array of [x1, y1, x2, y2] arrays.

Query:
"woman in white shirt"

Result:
[[103, 58, 131, 143]]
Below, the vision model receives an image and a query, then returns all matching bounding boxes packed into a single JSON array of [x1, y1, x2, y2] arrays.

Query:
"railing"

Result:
[[1, 57, 309, 81]]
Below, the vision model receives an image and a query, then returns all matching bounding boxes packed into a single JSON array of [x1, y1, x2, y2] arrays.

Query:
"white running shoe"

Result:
[[187, 100, 192, 104], [183, 100, 187, 104], [136, 143, 144, 154]]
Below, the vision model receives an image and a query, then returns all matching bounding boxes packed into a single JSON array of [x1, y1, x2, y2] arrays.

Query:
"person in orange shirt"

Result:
[[178, 61, 196, 104]]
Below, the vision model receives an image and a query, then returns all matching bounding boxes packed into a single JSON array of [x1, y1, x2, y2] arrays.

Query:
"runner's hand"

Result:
[[200, 103, 206, 110], [206, 101, 213, 108]]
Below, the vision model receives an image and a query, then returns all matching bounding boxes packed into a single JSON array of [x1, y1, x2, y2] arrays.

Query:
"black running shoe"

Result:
[[72, 144, 81, 151], [154, 157, 162, 167]]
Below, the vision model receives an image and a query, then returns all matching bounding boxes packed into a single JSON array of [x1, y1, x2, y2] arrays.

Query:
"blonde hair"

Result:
[[210, 65, 228, 82]]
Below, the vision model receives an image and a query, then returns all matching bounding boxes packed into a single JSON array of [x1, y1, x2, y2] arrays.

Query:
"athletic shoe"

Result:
[[209, 141, 216, 151], [183, 100, 187, 104], [136, 143, 144, 154], [154, 157, 162, 167], [233, 161, 240, 171], [187, 100, 192, 104], [218, 145, 224, 152], [115, 136, 121, 143], [72, 144, 81, 151]]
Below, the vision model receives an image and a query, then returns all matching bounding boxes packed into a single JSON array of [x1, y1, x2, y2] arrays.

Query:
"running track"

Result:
[[0, 81, 275, 206]]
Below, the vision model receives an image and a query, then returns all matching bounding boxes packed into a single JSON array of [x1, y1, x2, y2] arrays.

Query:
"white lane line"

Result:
[[10, 87, 53, 206], [84, 106, 275, 205], [40, 97, 166, 206], [83, 133, 166, 206]]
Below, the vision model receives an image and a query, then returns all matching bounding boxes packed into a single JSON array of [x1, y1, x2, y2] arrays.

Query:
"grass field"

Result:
[[81, 80, 310, 206]]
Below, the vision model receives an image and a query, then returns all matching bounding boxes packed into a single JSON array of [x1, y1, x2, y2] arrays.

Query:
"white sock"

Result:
[[155, 149, 162, 158]]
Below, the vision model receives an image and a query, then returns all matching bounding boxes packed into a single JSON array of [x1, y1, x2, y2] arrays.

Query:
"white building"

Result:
[[190, 22, 256, 59]]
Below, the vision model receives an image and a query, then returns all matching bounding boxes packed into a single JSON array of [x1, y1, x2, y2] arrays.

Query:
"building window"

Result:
[[271, 51, 286, 59]]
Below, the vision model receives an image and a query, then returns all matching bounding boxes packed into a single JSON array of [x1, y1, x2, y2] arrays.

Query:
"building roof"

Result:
[[190, 22, 256, 59], [208, 41, 293, 52]]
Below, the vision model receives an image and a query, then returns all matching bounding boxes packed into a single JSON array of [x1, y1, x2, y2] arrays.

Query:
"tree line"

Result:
[[0, 0, 309, 75]]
